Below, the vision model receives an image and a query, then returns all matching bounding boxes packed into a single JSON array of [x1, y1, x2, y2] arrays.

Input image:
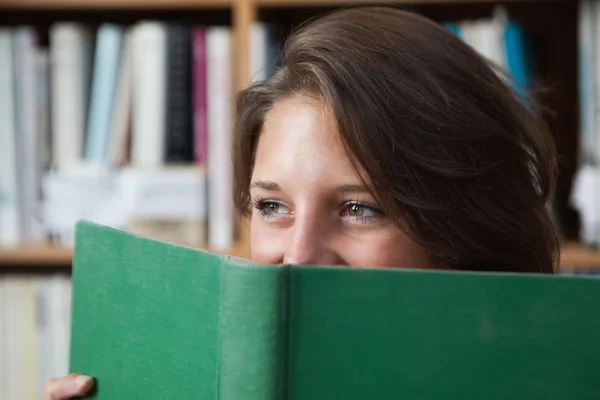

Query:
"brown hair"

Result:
[[233, 6, 560, 273]]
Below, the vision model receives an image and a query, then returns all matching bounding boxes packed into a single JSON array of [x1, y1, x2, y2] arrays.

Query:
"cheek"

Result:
[[249, 215, 285, 264], [337, 230, 434, 269]]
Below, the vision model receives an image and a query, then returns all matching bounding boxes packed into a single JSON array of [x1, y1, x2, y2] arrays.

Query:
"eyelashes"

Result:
[[252, 197, 288, 219], [251, 197, 384, 224]]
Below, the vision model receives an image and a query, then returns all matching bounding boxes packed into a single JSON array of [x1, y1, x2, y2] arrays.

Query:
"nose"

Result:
[[283, 215, 341, 266]]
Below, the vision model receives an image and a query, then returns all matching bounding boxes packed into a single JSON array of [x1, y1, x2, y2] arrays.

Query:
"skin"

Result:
[[46, 95, 435, 399]]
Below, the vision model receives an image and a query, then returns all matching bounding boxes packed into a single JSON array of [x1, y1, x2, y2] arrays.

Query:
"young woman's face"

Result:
[[249, 95, 436, 268]]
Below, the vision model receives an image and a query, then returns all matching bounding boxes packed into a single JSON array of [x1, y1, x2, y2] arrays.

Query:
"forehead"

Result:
[[254, 95, 356, 178], [262, 95, 343, 152]]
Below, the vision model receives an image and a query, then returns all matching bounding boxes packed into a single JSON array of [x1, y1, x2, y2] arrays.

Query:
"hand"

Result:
[[44, 373, 95, 400]]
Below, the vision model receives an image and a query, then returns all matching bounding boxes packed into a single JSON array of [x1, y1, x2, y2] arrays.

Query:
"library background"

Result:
[[0, 0, 599, 397]]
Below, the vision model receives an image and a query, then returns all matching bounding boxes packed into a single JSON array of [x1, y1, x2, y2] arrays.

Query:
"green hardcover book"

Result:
[[70, 221, 600, 399]]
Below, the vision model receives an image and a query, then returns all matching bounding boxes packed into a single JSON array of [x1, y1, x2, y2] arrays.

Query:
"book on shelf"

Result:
[[70, 221, 600, 399]]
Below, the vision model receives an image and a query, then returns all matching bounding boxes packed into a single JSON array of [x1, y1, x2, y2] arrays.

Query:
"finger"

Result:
[[44, 373, 95, 400]]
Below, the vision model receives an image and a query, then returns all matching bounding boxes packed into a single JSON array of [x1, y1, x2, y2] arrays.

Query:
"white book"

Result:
[[491, 6, 508, 71], [60, 276, 72, 377], [459, 20, 476, 51], [108, 28, 134, 166], [1, 276, 23, 400], [50, 23, 93, 171], [19, 277, 37, 400], [593, 1, 600, 168], [47, 275, 71, 379], [463, 19, 505, 69], [35, 278, 54, 400], [207, 27, 234, 250], [131, 21, 167, 168], [0, 276, 3, 395], [578, 0, 596, 165], [250, 23, 269, 83], [13, 27, 43, 243], [471, 20, 487, 58], [0, 29, 21, 246], [63, 276, 73, 362]]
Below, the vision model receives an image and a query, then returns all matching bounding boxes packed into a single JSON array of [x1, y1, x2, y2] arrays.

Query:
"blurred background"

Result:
[[0, 0, 598, 398]]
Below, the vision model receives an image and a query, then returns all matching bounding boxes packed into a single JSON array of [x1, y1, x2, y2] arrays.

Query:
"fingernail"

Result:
[[75, 375, 92, 387]]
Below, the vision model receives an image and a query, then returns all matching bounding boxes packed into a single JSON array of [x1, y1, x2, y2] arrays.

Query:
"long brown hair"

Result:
[[233, 6, 560, 273]]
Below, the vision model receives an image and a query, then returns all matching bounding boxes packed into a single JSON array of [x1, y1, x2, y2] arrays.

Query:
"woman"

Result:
[[45, 5, 560, 398]]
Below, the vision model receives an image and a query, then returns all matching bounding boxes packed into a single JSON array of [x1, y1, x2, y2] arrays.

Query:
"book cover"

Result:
[[70, 221, 600, 399]]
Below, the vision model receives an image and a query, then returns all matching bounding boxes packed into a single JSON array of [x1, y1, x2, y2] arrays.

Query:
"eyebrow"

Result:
[[250, 180, 282, 191], [336, 184, 371, 194], [251, 181, 370, 194]]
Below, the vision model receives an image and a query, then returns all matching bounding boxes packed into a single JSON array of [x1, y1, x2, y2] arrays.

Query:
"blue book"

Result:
[[578, 0, 596, 165], [443, 22, 462, 39], [503, 20, 530, 100], [85, 24, 123, 163]]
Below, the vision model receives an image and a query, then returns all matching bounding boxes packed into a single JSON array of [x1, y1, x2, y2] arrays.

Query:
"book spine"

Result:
[[131, 22, 167, 168], [107, 28, 133, 166], [579, 0, 596, 165], [165, 24, 194, 163], [217, 260, 288, 400], [49, 23, 93, 171], [2, 277, 23, 400], [192, 27, 207, 165], [20, 278, 37, 400], [85, 24, 124, 164], [13, 27, 42, 243], [207, 27, 234, 250], [0, 29, 21, 246], [250, 23, 268, 83]]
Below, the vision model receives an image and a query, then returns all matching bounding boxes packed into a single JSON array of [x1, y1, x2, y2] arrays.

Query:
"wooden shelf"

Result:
[[2, 241, 600, 271], [560, 242, 600, 271], [0, 0, 233, 9], [0, 241, 250, 268], [0, 245, 72, 267]]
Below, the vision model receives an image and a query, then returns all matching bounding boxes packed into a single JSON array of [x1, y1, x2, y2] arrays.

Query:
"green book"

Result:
[[70, 221, 600, 399]]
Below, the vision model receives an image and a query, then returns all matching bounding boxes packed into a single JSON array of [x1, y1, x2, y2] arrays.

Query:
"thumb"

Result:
[[44, 373, 95, 400]]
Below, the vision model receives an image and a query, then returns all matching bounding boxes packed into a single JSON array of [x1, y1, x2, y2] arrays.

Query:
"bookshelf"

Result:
[[1, 1, 593, 397], [0, 0, 592, 272]]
